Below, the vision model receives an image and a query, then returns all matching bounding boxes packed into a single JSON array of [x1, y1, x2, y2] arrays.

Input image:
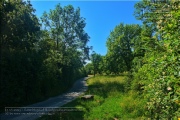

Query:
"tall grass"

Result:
[[38, 75, 146, 120]]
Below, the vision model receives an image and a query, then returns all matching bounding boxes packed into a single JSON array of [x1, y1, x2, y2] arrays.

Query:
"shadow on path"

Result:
[[0, 77, 90, 120]]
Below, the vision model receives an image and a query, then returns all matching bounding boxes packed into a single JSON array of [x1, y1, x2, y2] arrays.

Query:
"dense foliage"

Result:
[[106, 23, 141, 73], [132, 0, 180, 118], [0, 0, 90, 111], [90, 52, 103, 76]]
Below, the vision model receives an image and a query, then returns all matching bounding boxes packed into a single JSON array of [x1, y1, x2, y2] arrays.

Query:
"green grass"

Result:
[[38, 75, 146, 120]]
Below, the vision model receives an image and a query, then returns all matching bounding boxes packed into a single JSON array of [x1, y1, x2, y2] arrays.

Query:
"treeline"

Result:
[[85, 24, 141, 75], [85, 0, 180, 119], [0, 0, 90, 110]]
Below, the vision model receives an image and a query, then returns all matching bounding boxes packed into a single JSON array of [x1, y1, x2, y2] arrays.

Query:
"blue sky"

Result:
[[31, 1, 142, 55]]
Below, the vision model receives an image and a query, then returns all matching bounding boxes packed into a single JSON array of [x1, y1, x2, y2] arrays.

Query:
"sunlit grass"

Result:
[[38, 75, 146, 120]]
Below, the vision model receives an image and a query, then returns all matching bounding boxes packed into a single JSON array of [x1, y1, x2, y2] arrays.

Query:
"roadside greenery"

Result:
[[38, 76, 146, 120], [132, 0, 180, 119], [84, 0, 179, 119], [0, 0, 90, 111]]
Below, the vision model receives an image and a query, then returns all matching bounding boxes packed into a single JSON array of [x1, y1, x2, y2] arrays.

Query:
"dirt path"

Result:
[[0, 77, 90, 120]]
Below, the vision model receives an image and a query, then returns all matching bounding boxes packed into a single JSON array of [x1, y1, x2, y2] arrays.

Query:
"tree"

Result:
[[41, 4, 90, 60], [40, 4, 91, 84], [0, 0, 40, 109], [106, 23, 141, 72], [131, 25, 153, 74], [91, 52, 102, 77], [84, 63, 93, 75], [0, 0, 40, 51]]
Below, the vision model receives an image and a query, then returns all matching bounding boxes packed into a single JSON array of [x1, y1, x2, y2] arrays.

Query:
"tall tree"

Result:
[[91, 52, 102, 77], [0, 0, 40, 109], [106, 23, 141, 72], [40, 4, 91, 85], [41, 4, 90, 61]]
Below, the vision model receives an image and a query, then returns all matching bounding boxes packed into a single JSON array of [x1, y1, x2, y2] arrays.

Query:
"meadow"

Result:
[[38, 75, 146, 120]]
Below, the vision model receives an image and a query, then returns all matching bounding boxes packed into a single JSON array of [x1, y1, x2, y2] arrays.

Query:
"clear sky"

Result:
[[31, 0, 142, 55]]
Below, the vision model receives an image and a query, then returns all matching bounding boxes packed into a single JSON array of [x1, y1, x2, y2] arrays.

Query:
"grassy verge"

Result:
[[38, 75, 146, 120]]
